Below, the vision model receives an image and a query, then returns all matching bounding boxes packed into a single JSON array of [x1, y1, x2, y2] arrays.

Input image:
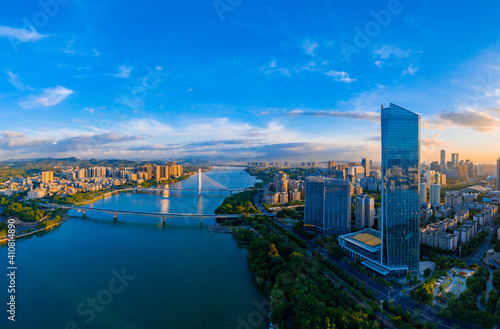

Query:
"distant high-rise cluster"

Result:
[[263, 171, 303, 204], [137, 162, 183, 181]]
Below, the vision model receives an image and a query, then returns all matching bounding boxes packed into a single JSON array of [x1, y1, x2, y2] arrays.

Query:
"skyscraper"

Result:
[[305, 177, 351, 236], [430, 184, 441, 207], [451, 153, 459, 168], [440, 150, 446, 168], [419, 183, 427, 203], [497, 158, 500, 191], [381, 104, 420, 274], [355, 194, 375, 229], [362, 158, 370, 178]]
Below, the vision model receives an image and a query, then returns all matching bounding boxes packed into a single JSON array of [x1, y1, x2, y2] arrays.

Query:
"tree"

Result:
[[424, 268, 431, 278]]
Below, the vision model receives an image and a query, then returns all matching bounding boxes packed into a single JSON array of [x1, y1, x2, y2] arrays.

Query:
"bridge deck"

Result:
[[43, 204, 275, 219]]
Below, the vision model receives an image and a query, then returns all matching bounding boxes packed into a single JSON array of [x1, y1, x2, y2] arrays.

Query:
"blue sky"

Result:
[[1, 0, 500, 163]]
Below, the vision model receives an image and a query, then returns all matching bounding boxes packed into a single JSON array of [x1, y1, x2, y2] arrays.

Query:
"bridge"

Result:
[[43, 204, 276, 223], [136, 169, 254, 196]]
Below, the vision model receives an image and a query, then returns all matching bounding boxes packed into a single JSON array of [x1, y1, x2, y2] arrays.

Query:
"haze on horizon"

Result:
[[1, 1, 500, 163]]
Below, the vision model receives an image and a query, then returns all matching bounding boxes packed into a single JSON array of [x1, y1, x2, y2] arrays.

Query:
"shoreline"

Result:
[[72, 173, 195, 206], [0, 214, 70, 245]]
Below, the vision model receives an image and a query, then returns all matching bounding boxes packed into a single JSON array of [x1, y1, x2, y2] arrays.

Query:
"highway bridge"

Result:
[[43, 204, 276, 223]]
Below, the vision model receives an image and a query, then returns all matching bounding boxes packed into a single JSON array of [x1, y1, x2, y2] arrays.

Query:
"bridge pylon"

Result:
[[198, 169, 202, 195]]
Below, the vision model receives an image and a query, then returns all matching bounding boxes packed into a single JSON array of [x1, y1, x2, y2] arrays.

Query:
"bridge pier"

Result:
[[82, 210, 86, 218], [162, 218, 166, 224], [113, 213, 117, 220]]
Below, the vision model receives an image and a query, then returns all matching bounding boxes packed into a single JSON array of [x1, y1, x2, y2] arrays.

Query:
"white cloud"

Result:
[[260, 60, 291, 77], [5, 70, 32, 90], [373, 44, 411, 59], [20, 86, 74, 109], [0, 25, 48, 42], [325, 71, 356, 83], [113, 65, 132, 78], [303, 39, 319, 56], [428, 109, 500, 133], [92, 48, 100, 56], [374, 60, 384, 68], [287, 109, 379, 121], [403, 64, 419, 75]]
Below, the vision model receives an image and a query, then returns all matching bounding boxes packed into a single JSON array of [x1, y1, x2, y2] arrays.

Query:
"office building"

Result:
[[451, 153, 459, 168], [355, 194, 375, 229], [338, 104, 420, 276], [440, 150, 446, 168], [430, 184, 441, 207], [497, 158, 500, 190], [419, 183, 427, 203], [380, 104, 420, 274], [305, 177, 351, 236], [362, 158, 370, 178]]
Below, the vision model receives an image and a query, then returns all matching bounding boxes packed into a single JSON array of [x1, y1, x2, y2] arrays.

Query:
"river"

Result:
[[0, 167, 268, 329]]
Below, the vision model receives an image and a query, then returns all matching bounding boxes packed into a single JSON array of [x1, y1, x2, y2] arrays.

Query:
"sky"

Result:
[[1, 0, 500, 163]]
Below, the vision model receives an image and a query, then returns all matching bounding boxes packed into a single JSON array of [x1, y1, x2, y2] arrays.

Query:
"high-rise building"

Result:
[[430, 184, 441, 207], [355, 194, 375, 229], [41, 171, 54, 183], [304, 177, 351, 236], [328, 161, 336, 170], [274, 172, 288, 193], [440, 150, 446, 168], [497, 158, 500, 190], [381, 103, 420, 273], [451, 153, 459, 168], [419, 183, 428, 203], [362, 158, 370, 178]]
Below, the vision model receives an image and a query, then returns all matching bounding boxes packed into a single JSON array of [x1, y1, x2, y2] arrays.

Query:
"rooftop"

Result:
[[352, 232, 381, 247]]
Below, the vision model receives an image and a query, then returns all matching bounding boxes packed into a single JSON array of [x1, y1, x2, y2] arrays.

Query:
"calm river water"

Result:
[[0, 167, 268, 329]]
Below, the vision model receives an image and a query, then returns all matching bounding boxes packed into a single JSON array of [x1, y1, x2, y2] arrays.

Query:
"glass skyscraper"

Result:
[[381, 104, 421, 273]]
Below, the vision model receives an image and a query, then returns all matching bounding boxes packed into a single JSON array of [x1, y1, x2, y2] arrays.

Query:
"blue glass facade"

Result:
[[381, 104, 421, 273]]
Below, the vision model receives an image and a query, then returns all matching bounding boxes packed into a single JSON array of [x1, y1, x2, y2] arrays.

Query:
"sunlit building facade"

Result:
[[381, 104, 421, 274]]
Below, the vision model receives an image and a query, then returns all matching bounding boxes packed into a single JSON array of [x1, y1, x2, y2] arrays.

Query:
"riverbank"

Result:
[[58, 172, 196, 206], [0, 214, 70, 245]]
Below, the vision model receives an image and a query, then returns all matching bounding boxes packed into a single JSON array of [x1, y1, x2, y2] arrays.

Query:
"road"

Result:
[[270, 216, 481, 329], [252, 189, 482, 328], [465, 225, 498, 265]]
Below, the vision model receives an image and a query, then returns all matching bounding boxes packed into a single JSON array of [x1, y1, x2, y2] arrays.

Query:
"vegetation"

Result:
[[214, 190, 259, 214], [1, 198, 46, 222], [0, 157, 140, 179], [235, 215, 383, 328], [292, 220, 316, 239], [460, 229, 490, 257], [46, 182, 137, 205], [0, 221, 8, 237], [411, 256, 466, 305], [139, 174, 191, 188], [445, 268, 498, 328], [315, 236, 344, 259]]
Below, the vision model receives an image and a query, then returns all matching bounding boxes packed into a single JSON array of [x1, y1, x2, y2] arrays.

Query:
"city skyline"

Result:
[[1, 2, 500, 162]]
